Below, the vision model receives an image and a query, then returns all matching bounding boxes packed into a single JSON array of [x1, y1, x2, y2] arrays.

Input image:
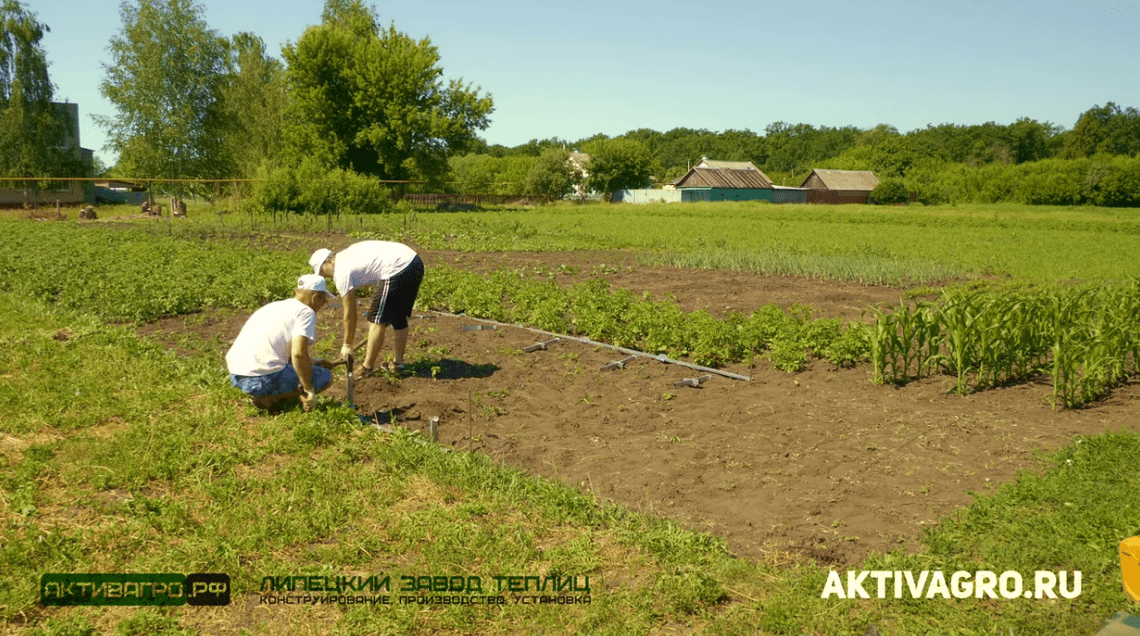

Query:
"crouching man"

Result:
[[226, 274, 337, 412]]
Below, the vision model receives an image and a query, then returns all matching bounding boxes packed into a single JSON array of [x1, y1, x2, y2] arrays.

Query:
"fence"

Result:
[[612, 189, 684, 204], [402, 193, 551, 206]]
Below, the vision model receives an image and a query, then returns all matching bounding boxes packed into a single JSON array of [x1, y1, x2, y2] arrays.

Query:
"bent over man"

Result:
[[309, 240, 425, 376], [227, 274, 336, 412]]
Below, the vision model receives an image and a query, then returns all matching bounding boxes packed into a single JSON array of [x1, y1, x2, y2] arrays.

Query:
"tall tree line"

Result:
[[93, 0, 491, 200], [459, 105, 1139, 190], [12, 0, 1140, 204]]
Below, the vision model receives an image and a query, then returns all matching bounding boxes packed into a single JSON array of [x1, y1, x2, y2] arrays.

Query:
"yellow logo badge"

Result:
[[1120, 536, 1140, 601]]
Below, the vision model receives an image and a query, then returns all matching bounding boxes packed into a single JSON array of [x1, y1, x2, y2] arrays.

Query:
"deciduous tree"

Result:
[[0, 0, 80, 201], [1064, 103, 1140, 159], [524, 147, 578, 199], [96, 0, 229, 185], [584, 138, 652, 199], [218, 32, 286, 180], [282, 0, 493, 187]]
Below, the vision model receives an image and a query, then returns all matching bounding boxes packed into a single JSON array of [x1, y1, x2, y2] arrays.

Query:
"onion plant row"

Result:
[[868, 284, 1140, 408]]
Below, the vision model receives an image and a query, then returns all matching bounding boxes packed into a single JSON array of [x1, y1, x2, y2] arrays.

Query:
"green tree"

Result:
[[447, 154, 531, 194], [448, 154, 497, 194], [584, 138, 652, 199], [1061, 103, 1140, 159], [96, 0, 230, 187], [282, 0, 493, 187], [523, 147, 578, 199], [0, 0, 80, 202], [869, 179, 909, 204], [763, 122, 859, 175], [1004, 117, 1059, 163], [218, 32, 286, 180]]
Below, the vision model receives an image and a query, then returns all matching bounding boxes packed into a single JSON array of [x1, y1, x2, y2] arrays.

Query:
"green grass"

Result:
[[4, 208, 1140, 633], [2, 291, 1138, 634]]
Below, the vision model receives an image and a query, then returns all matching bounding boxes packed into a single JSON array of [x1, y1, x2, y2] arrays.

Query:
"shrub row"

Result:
[[904, 155, 1140, 207]]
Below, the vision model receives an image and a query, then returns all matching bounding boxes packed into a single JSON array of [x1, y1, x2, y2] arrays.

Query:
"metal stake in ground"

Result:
[[674, 374, 712, 388], [601, 355, 638, 371], [523, 337, 560, 353]]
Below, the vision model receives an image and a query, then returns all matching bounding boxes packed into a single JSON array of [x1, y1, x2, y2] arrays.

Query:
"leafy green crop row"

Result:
[[869, 284, 1140, 408], [418, 266, 870, 370], [0, 220, 870, 372], [0, 222, 302, 322], [9, 220, 1138, 405]]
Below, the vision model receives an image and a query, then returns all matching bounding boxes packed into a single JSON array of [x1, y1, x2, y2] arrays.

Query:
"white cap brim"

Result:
[[309, 248, 332, 276]]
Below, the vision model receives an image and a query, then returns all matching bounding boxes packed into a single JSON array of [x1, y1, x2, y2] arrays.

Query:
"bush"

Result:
[[870, 179, 910, 204], [1085, 155, 1140, 207], [251, 162, 393, 215]]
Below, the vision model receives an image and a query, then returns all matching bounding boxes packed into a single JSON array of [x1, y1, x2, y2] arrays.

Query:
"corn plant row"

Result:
[[417, 266, 871, 371], [868, 284, 1140, 408]]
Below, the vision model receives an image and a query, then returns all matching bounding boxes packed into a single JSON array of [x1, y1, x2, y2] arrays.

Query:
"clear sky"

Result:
[[28, 0, 1140, 166]]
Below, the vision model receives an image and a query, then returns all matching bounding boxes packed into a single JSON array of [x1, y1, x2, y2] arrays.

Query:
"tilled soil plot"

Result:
[[140, 249, 1140, 566]]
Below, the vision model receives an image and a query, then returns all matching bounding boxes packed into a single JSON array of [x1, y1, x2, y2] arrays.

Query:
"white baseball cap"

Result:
[[309, 248, 333, 275], [297, 274, 335, 299]]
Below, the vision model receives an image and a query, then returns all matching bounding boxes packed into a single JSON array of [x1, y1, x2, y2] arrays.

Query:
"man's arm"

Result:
[[291, 335, 316, 411], [341, 288, 357, 359]]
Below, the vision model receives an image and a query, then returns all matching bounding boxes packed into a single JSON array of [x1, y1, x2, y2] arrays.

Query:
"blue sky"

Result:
[[28, 0, 1140, 166]]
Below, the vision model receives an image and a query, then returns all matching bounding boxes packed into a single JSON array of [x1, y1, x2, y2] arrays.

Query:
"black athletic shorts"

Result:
[[363, 255, 424, 330]]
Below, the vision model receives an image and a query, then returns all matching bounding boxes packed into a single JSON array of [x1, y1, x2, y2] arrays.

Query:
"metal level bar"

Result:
[[428, 310, 752, 382]]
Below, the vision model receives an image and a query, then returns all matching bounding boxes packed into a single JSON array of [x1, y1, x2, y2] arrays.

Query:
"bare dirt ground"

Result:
[[139, 249, 1140, 567]]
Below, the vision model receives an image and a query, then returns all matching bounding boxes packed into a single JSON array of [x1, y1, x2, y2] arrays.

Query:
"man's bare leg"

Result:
[[392, 327, 408, 365], [363, 322, 387, 371]]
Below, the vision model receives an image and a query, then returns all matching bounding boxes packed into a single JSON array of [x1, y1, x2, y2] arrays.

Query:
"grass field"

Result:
[[3, 201, 1140, 634]]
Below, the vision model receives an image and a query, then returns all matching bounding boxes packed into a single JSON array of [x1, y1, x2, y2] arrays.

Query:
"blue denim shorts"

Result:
[[230, 363, 332, 397]]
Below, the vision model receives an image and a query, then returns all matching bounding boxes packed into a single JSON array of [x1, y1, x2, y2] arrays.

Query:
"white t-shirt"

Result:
[[225, 298, 317, 377], [332, 241, 417, 296]]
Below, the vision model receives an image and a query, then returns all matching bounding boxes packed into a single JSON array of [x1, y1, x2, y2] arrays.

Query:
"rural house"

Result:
[[671, 158, 777, 202], [800, 169, 880, 204]]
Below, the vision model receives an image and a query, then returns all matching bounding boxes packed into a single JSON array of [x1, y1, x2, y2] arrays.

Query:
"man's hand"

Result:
[[340, 343, 354, 360], [300, 389, 316, 413]]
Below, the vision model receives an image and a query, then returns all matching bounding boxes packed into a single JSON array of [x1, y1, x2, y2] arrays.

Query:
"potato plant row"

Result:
[[868, 284, 1140, 408], [0, 223, 300, 322], [0, 221, 871, 372], [417, 266, 871, 370]]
